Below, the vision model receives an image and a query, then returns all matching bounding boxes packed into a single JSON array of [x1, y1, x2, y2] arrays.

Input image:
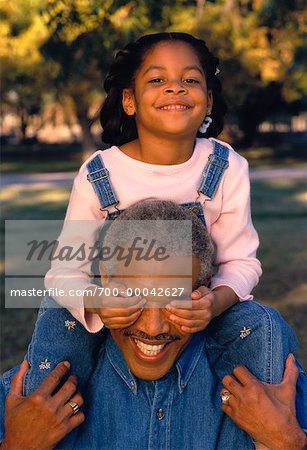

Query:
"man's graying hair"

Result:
[[102, 200, 215, 288]]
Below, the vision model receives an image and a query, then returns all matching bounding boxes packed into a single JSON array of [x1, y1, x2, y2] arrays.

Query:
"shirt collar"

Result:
[[105, 333, 138, 394], [105, 332, 205, 395]]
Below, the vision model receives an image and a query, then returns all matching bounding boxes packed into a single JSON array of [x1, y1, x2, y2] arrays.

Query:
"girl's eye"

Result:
[[183, 78, 200, 84], [149, 78, 164, 83]]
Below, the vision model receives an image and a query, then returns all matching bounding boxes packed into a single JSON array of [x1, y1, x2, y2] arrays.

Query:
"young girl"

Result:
[[44, 32, 261, 335], [23, 32, 262, 395]]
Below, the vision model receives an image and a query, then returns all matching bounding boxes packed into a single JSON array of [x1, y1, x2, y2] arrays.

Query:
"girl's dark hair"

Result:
[[100, 32, 227, 146]]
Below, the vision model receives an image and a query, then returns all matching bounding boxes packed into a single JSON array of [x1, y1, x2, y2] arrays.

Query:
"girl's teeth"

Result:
[[134, 339, 166, 356], [161, 105, 188, 110]]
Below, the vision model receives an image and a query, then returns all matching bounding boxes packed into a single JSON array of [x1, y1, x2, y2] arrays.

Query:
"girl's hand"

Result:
[[2, 360, 84, 450], [165, 286, 217, 333], [85, 281, 146, 329], [221, 355, 307, 450]]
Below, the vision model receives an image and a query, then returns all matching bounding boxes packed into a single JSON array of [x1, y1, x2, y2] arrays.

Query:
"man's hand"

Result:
[[85, 281, 146, 329], [221, 354, 307, 450], [2, 360, 84, 450], [165, 286, 217, 333]]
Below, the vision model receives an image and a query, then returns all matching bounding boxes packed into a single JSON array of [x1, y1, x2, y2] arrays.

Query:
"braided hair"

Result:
[[100, 32, 227, 146]]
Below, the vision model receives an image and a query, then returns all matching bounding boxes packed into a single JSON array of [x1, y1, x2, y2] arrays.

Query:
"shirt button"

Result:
[[157, 408, 164, 420]]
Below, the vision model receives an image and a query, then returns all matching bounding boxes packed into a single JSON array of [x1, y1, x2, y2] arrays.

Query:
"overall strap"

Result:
[[198, 140, 229, 199], [86, 154, 119, 209]]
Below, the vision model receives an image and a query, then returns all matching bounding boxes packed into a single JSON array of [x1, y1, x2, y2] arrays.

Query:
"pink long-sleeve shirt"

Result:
[[45, 138, 262, 332]]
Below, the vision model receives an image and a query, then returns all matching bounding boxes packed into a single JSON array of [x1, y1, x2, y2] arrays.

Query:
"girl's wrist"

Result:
[[211, 286, 239, 317]]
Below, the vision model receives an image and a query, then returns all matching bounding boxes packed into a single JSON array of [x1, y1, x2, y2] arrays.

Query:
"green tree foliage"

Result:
[[38, 0, 198, 156], [195, 0, 307, 143], [0, 0, 54, 142], [1, 0, 306, 149]]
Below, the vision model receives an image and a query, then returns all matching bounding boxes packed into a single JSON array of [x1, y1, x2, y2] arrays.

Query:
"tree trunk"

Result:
[[71, 94, 96, 160], [20, 109, 28, 143], [239, 120, 259, 147], [237, 105, 262, 146], [196, 0, 205, 18]]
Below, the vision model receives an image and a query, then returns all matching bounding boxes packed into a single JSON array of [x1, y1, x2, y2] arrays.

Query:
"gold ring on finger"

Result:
[[68, 400, 80, 415], [220, 390, 232, 405]]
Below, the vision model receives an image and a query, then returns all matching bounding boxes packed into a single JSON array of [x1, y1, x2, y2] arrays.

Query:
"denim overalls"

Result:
[[1, 140, 306, 449], [85, 138, 230, 224]]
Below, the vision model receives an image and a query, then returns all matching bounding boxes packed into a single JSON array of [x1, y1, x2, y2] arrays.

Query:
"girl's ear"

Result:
[[207, 90, 213, 113], [122, 88, 136, 115]]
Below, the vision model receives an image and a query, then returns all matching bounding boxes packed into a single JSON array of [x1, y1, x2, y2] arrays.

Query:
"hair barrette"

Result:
[[215, 67, 220, 75]]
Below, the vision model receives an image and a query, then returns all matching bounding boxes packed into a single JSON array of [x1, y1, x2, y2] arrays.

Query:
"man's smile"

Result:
[[124, 329, 180, 359], [129, 336, 177, 361]]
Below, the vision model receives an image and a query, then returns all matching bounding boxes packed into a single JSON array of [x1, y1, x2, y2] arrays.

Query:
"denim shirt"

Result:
[[1, 300, 306, 449], [73, 332, 254, 450]]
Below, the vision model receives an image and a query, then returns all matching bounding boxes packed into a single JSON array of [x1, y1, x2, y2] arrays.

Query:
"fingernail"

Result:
[[63, 361, 71, 368], [290, 353, 295, 362]]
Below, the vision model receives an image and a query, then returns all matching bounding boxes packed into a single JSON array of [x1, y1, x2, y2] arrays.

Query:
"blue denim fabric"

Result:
[[73, 332, 255, 450], [205, 301, 307, 432], [296, 361, 307, 431], [198, 139, 229, 199], [0, 333, 253, 449], [22, 296, 105, 396], [86, 155, 119, 208], [1, 300, 306, 448]]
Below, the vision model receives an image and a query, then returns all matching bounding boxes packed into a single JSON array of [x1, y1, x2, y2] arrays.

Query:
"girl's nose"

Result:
[[163, 81, 187, 95]]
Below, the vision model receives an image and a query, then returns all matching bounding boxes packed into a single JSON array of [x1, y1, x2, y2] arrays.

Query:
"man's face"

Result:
[[104, 254, 202, 380]]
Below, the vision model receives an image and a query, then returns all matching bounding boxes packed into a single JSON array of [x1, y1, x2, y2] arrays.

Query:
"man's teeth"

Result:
[[134, 339, 166, 356], [160, 105, 189, 110]]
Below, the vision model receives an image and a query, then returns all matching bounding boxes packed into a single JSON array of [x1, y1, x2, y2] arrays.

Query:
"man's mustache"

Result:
[[124, 329, 180, 341]]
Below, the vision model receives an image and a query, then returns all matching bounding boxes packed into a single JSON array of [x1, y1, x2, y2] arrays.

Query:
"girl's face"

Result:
[[122, 41, 213, 141]]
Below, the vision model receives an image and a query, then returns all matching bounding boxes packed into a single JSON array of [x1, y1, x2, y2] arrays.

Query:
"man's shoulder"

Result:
[[205, 301, 298, 383], [207, 301, 291, 339]]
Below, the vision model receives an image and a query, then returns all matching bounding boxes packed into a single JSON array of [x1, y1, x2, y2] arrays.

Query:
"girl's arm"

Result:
[[210, 153, 262, 301], [210, 285, 238, 316], [44, 160, 106, 332]]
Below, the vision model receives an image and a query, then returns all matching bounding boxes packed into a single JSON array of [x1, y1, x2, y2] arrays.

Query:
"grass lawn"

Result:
[[1, 177, 307, 373], [251, 179, 307, 368]]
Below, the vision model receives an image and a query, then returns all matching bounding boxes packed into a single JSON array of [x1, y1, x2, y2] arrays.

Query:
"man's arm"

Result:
[[221, 355, 307, 450], [1, 361, 84, 450]]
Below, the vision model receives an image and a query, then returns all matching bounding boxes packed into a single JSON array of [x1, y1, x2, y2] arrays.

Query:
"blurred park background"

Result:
[[1, 0, 307, 373]]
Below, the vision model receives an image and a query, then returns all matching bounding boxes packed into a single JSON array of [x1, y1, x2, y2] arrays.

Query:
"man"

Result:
[[1, 200, 306, 449]]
